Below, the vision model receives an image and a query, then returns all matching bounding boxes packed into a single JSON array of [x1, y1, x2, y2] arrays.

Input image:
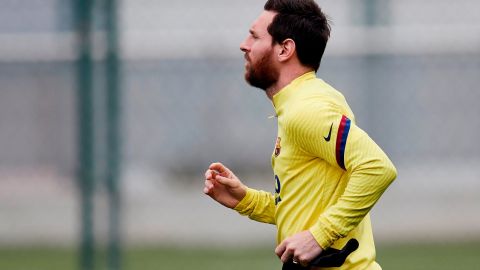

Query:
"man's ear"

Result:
[[277, 39, 296, 63]]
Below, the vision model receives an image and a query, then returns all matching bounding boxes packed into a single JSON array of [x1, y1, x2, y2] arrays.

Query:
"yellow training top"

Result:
[[234, 72, 397, 269]]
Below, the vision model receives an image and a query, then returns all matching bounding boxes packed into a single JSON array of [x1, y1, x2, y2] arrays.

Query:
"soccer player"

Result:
[[203, 0, 397, 269]]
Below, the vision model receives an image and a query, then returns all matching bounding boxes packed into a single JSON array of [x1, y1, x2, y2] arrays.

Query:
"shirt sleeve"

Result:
[[286, 102, 397, 249], [234, 187, 276, 225]]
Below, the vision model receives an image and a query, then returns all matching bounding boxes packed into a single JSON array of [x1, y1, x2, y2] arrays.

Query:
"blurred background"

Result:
[[0, 0, 479, 269]]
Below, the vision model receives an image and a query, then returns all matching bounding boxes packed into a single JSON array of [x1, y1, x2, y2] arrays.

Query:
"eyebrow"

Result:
[[249, 29, 259, 37]]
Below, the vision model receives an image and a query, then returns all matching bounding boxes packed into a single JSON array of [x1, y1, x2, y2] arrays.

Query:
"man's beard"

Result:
[[245, 50, 278, 91]]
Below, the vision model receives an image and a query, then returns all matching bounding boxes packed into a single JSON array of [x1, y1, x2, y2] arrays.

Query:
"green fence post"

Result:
[[75, 0, 95, 269], [364, 0, 390, 26], [105, 0, 122, 269], [359, 0, 391, 132]]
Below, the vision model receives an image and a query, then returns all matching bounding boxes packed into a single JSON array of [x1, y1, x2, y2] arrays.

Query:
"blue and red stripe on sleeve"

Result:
[[335, 115, 351, 170]]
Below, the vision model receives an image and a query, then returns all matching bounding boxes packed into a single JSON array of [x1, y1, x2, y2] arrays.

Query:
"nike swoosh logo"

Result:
[[324, 123, 333, 142]]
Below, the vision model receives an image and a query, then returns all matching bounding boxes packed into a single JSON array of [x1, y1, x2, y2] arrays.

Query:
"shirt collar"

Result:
[[272, 71, 316, 114]]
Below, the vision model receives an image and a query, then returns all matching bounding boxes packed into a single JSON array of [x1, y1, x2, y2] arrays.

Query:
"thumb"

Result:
[[214, 175, 237, 187]]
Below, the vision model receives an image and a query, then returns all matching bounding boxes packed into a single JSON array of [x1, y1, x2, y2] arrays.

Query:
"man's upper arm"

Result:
[[286, 102, 351, 169]]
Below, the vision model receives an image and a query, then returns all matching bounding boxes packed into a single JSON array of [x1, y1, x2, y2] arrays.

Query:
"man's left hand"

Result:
[[275, 230, 323, 267]]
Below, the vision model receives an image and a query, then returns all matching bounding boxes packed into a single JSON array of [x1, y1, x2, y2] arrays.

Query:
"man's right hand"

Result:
[[203, 162, 247, 209]]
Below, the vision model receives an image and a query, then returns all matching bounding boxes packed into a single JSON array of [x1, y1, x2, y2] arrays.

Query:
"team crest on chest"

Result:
[[274, 137, 281, 157]]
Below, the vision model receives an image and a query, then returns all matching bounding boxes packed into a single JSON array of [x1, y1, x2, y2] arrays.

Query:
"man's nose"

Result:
[[240, 38, 249, 52]]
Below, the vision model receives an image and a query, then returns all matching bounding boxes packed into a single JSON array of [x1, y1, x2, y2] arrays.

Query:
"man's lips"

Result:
[[244, 55, 250, 68]]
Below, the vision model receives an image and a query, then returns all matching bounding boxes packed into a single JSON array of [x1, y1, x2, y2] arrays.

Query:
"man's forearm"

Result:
[[310, 159, 397, 249], [234, 187, 276, 224]]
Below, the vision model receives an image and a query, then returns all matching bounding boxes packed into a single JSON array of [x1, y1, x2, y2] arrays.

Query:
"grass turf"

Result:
[[0, 242, 478, 270]]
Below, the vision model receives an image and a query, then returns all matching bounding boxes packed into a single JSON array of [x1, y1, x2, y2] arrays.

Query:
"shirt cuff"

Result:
[[309, 218, 340, 250], [233, 187, 256, 214]]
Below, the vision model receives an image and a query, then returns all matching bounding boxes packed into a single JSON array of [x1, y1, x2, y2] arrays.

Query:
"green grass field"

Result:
[[0, 242, 479, 270]]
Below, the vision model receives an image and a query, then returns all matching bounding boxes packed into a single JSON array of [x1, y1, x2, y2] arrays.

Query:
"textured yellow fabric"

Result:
[[234, 71, 396, 269], [235, 187, 276, 224]]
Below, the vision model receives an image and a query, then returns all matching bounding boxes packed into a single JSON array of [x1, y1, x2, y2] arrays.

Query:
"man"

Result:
[[203, 0, 397, 269]]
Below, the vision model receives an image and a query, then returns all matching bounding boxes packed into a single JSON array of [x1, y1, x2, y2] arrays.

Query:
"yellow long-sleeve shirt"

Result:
[[234, 72, 397, 269]]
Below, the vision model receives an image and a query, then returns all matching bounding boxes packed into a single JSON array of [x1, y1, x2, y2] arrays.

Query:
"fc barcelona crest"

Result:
[[274, 137, 281, 157]]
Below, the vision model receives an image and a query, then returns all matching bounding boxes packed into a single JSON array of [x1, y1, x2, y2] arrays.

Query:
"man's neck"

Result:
[[266, 67, 315, 100]]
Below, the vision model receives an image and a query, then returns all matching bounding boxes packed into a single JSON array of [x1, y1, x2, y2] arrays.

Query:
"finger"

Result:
[[204, 180, 214, 189], [204, 187, 215, 195], [203, 179, 214, 193], [280, 246, 294, 263], [209, 162, 231, 175], [203, 182, 211, 194], [203, 184, 215, 195], [205, 169, 220, 179], [214, 175, 236, 187], [298, 256, 309, 267], [275, 240, 287, 258]]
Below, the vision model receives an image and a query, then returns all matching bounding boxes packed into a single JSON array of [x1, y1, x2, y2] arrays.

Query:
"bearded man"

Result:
[[203, 1, 397, 269]]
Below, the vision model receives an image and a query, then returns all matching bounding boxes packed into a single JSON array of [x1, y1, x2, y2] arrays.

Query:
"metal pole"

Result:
[[358, 0, 390, 132], [105, 0, 122, 269], [75, 0, 95, 269], [365, 0, 391, 26], [364, 0, 378, 26]]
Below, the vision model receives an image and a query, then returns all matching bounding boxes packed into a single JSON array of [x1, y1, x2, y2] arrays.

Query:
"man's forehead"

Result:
[[250, 10, 276, 34]]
